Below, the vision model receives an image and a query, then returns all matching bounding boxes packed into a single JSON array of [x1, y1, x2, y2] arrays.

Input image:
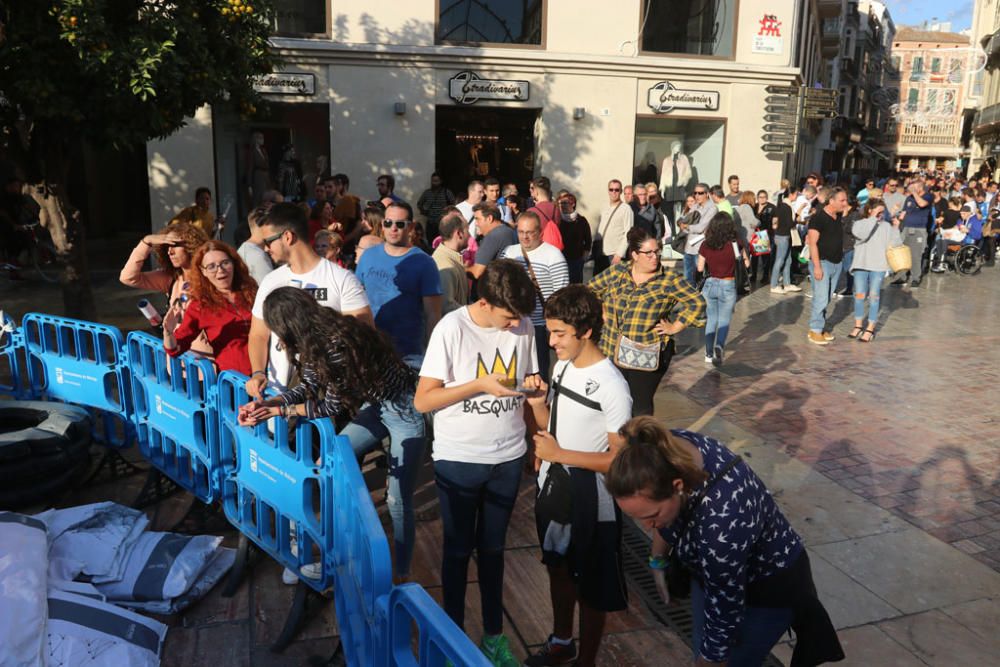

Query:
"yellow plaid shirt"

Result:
[[588, 263, 706, 358]]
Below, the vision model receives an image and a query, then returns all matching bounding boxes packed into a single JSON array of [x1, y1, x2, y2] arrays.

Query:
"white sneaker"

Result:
[[281, 562, 322, 585], [770, 286, 785, 294], [784, 284, 803, 292], [281, 567, 298, 585], [705, 355, 714, 363]]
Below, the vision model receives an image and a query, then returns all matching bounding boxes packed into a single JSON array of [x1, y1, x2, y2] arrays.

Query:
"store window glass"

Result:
[[272, 0, 326, 36], [633, 117, 725, 209], [641, 0, 735, 58], [438, 0, 544, 46], [211, 103, 331, 243]]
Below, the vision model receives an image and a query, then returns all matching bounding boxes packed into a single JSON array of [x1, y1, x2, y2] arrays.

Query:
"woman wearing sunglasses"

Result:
[[120, 221, 214, 356], [162, 241, 257, 374]]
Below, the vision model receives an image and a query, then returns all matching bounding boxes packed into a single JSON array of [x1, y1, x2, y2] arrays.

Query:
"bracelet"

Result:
[[648, 555, 669, 570], [250, 370, 266, 379]]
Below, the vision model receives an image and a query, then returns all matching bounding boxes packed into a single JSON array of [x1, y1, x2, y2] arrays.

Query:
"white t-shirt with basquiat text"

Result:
[[419, 307, 538, 464], [538, 357, 633, 488], [251, 258, 369, 392]]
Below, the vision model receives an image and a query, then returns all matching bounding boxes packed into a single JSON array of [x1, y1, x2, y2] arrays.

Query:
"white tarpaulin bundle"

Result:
[[0, 512, 49, 667]]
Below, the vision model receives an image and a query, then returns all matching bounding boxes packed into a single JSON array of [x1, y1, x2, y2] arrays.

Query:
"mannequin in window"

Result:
[[659, 140, 693, 234], [277, 143, 304, 202], [633, 151, 659, 187], [246, 131, 271, 206]]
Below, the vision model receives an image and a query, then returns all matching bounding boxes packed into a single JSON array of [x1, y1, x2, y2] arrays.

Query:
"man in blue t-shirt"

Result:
[[356, 201, 442, 364], [898, 180, 933, 287]]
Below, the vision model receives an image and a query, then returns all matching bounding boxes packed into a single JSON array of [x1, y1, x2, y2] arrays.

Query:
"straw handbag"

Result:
[[886, 244, 911, 273]]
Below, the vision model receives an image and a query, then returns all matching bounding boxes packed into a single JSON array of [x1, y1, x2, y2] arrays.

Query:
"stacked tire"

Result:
[[0, 401, 92, 509]]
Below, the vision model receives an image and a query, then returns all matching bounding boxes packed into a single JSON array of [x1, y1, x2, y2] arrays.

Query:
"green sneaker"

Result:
[[480, 633, 519, 667]]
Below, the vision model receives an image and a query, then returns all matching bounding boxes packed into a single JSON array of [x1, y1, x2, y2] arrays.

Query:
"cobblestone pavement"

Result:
[[4, 254, 1000, 664]]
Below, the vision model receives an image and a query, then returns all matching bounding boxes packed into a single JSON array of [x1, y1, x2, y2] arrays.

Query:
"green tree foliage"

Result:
[[0, 0, 277, 317]]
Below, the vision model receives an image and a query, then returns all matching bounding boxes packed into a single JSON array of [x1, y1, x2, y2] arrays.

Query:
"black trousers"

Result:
[[617, 339, 676, 417]]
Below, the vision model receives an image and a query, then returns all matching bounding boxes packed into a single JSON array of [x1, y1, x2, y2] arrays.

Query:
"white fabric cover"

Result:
[[36, 502, 149, 583], [0, 512, 49, 667]]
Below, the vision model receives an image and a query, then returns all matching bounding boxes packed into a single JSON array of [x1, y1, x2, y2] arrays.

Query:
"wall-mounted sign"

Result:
[[448, 71, 530, 105], [647, 81, 720, 114], [253, 72, 315, 95], [752, 14, 784, 55]]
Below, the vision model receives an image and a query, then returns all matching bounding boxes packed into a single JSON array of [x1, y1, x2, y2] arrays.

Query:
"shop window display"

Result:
[[272, 0, 326, 36], [633, 117, 725, 228], [641, 0, 735, 58], [438, 0, 543, 46]]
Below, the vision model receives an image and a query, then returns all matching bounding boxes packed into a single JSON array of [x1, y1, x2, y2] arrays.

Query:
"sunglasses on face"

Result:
[[609, 187, 622, 192], [694, 191, 707, 195], [262, 231, 284, 248], [382, 219, 409, 230], [202, 259, 234, 273]]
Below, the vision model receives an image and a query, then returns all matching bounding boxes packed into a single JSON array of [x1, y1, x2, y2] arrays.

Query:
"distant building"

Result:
[[965, 1, 999, 177], [890, 27, 970, 172]]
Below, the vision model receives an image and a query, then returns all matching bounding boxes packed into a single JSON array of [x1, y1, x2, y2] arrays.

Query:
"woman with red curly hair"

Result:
[[162, 241, 257, 374]]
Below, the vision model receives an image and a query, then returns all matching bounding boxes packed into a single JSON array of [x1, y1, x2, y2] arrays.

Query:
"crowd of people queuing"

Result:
[[111, 162, 1000, 667]]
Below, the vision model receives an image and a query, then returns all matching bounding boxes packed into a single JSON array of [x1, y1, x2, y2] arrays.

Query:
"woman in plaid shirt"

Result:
[[589, 227, 705, 416]]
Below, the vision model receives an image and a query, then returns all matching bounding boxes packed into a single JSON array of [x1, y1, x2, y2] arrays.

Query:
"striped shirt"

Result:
[[275, 337, 416, 420], [501, 242, 570, 326]]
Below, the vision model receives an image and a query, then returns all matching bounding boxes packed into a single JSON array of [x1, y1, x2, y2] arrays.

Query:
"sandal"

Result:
[[859, 328, 876, 343], [848, 326, 863, 339]]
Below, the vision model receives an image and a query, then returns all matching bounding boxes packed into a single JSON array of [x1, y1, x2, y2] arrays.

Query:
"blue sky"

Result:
[[883, 0, 973, 31]]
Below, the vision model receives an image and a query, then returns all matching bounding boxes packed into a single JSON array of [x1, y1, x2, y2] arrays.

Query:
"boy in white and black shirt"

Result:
[[522, 284, 633, 667]]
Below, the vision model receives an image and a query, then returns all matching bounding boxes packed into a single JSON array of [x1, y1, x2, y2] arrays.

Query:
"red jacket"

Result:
[[167, 298, 252, 375]]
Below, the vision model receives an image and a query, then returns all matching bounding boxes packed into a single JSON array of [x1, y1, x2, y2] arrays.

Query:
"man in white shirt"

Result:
[[522, 284, 632, 667], [414, 259, 539, 666], [456, 180, 485, 235], [246, 203, 373, 398], [593, 179, 634, 275], [502, 211, 570, 382]]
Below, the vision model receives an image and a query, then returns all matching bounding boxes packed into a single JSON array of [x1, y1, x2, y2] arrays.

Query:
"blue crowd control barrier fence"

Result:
[[327, 431, 394, 667], [0, 311, 30, 399], [21, 313, 133, 447], [388, 585, 491, 667], [216, 370, 336, 593], [126, 331, 221, 503]]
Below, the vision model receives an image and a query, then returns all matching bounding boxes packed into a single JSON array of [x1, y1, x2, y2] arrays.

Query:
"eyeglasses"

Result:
[[202, 258, 234, 273], [608, 187, 622, 192], [694, 190, 707, 195], [635, 248, 661, 257], [262, 231, 285, 248], [382, 219, 410, 230]]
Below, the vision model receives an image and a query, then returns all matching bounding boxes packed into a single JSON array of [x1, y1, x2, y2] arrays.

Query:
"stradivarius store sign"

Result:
[[647, 81, 720, 114], [449, 71, 530, 105]]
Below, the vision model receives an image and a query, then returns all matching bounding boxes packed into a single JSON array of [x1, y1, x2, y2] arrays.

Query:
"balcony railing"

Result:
[[975, 103, 1000, 129], [898, 120, 959, 146]]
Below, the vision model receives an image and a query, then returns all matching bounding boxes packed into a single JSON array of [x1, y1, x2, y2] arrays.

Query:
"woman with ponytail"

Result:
[[606, 418, 843, 667]]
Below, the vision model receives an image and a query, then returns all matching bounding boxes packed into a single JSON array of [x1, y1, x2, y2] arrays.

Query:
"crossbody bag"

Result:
[[535, 364, 573, 524], [613, 277, 662, 372]]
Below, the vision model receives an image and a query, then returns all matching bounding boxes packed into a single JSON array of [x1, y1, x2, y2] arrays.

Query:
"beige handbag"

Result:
[[886, 244, 912, 273]]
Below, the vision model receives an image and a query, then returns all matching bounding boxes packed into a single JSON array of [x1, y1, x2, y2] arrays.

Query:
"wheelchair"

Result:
[[930, 238, 984, 276]]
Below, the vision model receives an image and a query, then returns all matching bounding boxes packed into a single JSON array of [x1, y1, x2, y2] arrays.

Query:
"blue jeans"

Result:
[[434, 456, 523, 635], [770, 235, 791, 288], [684, 252, 699, 286], [852, 269, 884, 324], [691, 579, 794, 666], [839, 249, 855, 293], [702, 278, 737, 356], [808, 259, 843, 333], [340, 392, 426, 578]]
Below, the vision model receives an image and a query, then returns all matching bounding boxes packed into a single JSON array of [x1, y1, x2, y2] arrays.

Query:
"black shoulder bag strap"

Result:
[[858, 220, 880, 246], [598, 202, 623, 240], [548, 362, 571, 440], [520, 246, 547, 308]]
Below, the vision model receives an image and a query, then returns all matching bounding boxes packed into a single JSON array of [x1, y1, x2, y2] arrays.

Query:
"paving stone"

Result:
[[812, 528, 1000, 614], [806, 550, 900, 629], [772, 625, 926, 667], [878, 609, 1000, 665]]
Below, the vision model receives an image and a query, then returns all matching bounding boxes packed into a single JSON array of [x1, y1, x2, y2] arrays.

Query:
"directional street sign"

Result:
[[764, 123, 797, 133], [761, 143, 794, 153], [805, 88, 838, 98], [766, 85, 800, 95], [804, 109, 838, 119], [765, 95, 798, 106], [762, 134, 796, 143], [764, 113, 797, 123]]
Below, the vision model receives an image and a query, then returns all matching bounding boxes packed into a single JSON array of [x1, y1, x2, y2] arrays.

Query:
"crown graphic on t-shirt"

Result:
[[476, 349, 517, 380]]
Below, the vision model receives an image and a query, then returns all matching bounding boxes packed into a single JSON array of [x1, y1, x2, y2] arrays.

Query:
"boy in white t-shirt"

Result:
[[522, 284, 633, 667], [414, 259, 539, 667]]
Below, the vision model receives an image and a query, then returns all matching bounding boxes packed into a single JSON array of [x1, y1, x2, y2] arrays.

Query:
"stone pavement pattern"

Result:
[[3, 255, 1000, 665]]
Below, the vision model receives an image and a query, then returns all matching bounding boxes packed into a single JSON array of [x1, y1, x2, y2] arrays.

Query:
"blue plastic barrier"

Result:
[[388, 585, 491, 667], [216, 370, 335, 593], [21, 313, 132, 447], [126, 331, 220, 503], [327, 431, 394, 667], [0, 312, 30, 399]]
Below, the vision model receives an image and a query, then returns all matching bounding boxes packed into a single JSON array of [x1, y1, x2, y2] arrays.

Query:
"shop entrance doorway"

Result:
[[435, 106, 538, 196]]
